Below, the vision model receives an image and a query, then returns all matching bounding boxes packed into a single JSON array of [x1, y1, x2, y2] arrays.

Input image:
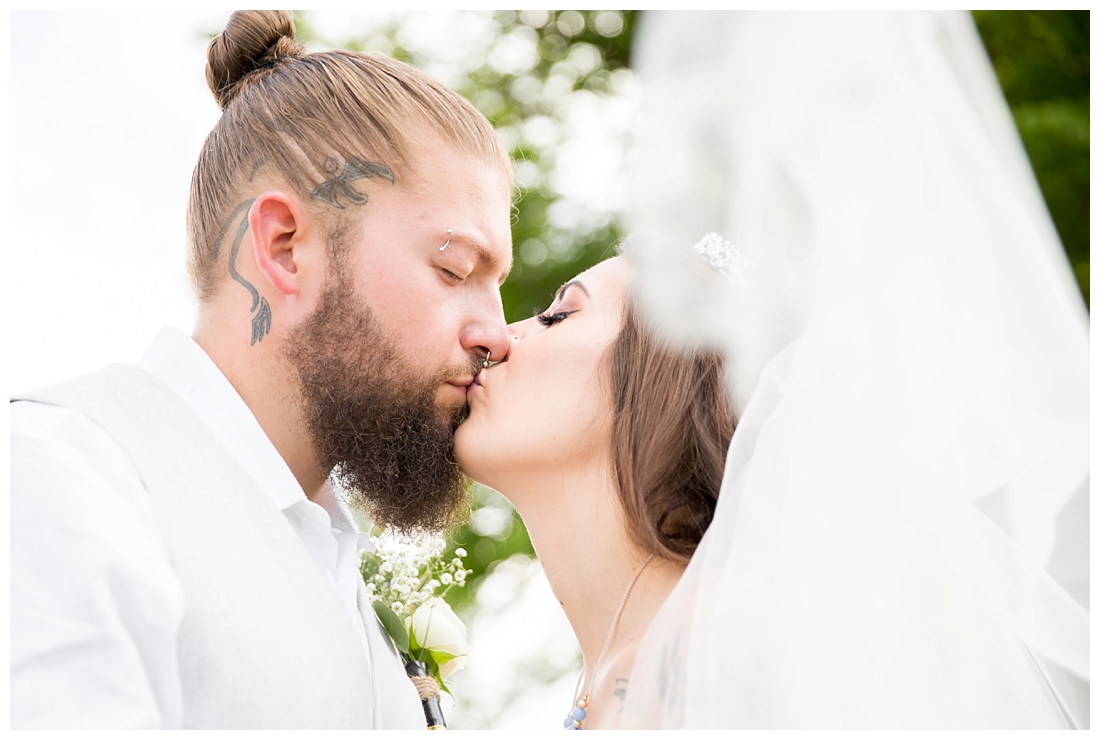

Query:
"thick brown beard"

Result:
[[286, 264, 473, 534]]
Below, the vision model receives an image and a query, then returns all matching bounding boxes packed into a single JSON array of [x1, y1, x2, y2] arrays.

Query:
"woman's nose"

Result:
[[506, 314, 540, 341]]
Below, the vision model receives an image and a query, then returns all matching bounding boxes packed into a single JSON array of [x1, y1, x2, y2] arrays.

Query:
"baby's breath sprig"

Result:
[[360, 530, 472, 727], [360, 533, 469, 621]]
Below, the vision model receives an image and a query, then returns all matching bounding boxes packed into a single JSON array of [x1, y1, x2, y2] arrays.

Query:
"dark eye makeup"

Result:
[[537, 309, 578, 327]]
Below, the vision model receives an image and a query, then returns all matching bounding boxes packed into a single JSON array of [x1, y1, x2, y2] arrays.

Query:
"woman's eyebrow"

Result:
[[555, 279, 590, 303]]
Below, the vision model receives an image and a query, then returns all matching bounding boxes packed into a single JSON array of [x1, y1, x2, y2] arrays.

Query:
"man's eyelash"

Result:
[[537, 310, 577, 327], [442, 268, 466, 285]]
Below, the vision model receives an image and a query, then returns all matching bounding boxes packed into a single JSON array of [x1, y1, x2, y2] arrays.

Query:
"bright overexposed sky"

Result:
[[11, 11, 226, 393]]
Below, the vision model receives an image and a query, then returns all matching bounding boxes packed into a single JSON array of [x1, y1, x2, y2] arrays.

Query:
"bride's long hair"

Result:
[[607, 298, 736, 562]]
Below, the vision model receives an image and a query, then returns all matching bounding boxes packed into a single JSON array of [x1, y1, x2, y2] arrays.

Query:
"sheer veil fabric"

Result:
[[624, 12, 1088, 729]]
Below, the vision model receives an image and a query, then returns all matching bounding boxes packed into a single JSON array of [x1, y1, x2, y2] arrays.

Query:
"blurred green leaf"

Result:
[[372, 599, 410, 654], [973, 10, 1089, 306]]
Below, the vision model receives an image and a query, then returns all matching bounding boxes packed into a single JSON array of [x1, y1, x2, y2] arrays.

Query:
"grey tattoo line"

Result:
[[613, 678, 628, 702], [248, 159, 266, 182], [215, 198, 271, 346], [310, 157, 393, 210]]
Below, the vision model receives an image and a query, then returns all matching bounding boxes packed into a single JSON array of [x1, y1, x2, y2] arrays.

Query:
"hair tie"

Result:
[[253, 53, 289, 73]]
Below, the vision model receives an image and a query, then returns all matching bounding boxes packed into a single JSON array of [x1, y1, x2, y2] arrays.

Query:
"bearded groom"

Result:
[[10, 10, 513, 729]]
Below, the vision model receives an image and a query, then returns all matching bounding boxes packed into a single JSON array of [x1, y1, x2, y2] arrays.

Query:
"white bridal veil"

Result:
[[624, 11, 1089, 729]]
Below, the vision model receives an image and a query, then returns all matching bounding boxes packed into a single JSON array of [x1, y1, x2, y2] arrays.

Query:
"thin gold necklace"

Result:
[[563, 553, 655, 731]]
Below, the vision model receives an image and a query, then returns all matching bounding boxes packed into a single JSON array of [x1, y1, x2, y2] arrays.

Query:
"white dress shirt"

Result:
[[11, 326, 380, 729]]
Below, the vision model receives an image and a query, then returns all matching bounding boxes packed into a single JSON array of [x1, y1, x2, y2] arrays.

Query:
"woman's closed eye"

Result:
[[537, 310, 578, 327]]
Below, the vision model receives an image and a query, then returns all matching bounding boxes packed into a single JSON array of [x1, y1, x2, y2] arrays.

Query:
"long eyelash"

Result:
[[537, 310, 577, 327]]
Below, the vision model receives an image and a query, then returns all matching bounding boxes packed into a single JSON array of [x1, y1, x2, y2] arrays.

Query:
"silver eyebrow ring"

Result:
[[439, 228, 453, 251]]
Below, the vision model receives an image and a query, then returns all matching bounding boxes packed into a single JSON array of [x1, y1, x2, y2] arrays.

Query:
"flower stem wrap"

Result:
[[405, 660, 447, 730]]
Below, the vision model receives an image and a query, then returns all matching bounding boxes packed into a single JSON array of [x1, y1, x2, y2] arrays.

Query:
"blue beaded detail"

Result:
[[564, 707, 585, 730], [564, 695, 588, 730]]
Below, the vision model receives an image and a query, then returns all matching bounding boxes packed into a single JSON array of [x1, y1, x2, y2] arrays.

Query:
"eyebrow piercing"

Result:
[[439, 228, 453, 251]]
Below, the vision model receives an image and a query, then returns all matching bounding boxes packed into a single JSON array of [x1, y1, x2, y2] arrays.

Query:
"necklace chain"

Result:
[[565, 553, 655, 730]]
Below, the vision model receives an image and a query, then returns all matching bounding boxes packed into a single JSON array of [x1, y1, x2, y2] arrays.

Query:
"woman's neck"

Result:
[[501, 462, 685, 691]]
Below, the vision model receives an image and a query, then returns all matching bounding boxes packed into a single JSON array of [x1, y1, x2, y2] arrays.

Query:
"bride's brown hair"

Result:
[[608, 300, 736, 563], [188, 10, 510, 299]]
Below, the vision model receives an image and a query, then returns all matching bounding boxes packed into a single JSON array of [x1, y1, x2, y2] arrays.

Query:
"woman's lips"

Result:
[[468, 371, 488, 395]]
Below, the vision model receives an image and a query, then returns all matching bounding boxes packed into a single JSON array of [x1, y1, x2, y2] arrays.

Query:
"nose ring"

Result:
[[482, 350, 492, 369], [439, 228, 453, 251]]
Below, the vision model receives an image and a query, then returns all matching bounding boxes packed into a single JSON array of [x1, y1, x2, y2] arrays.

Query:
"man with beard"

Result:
[[287, 238, 476, 534], [10, 11, 512, 730]]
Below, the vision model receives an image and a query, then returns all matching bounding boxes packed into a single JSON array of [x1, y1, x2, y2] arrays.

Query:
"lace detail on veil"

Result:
[[693, 233, 749, 288]]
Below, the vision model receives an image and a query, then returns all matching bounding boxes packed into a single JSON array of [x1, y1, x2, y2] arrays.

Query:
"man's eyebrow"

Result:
[[555, 279, 590, 303], [453, 232, 511, 281]]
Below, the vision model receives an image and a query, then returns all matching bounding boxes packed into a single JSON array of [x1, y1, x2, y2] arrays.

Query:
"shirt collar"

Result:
[[136, 326, 307, 512]]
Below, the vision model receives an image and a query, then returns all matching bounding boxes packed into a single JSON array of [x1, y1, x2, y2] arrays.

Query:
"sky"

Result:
[[11, 11, 228, 393]]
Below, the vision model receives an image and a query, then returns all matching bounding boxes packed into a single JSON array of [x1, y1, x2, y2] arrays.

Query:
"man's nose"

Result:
[[463, 311, 512, 366]]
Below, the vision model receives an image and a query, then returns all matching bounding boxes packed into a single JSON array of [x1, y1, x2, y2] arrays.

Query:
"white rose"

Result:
[[406, 597, 469, 679]]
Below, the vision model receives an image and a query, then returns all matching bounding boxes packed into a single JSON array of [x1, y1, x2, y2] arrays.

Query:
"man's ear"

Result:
[[248, 191, 317, 298]]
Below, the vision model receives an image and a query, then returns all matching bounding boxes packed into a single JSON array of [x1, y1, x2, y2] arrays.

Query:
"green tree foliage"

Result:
[[973, 10, 1090, 305]]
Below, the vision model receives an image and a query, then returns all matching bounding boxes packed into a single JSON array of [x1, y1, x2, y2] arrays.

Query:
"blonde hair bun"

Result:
[[206, 10, 305, 111]]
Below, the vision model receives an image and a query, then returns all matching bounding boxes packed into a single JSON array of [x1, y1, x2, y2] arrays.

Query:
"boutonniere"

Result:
[[361, 533, 470, 729]]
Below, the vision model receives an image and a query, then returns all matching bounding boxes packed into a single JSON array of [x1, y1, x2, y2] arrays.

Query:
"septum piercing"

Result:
[[481, 350, 491, 369], [439, 228, 453, 251]]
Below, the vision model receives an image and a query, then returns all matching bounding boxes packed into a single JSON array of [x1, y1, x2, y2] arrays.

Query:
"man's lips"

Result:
[[447, 376, 476, 394]]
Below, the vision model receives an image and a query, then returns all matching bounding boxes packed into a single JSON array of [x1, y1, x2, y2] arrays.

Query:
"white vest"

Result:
[[17, 364, 425, 729]]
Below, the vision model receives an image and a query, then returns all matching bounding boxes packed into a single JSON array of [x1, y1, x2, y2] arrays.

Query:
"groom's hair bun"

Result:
[[206, 10, 305, 111]]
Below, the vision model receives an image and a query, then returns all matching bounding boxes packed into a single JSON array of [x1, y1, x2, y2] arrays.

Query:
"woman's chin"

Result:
[[453, 419, 488, 483]]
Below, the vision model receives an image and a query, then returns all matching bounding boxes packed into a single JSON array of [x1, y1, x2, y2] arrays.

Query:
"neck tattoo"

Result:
[[563, 554, 655, 731]]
